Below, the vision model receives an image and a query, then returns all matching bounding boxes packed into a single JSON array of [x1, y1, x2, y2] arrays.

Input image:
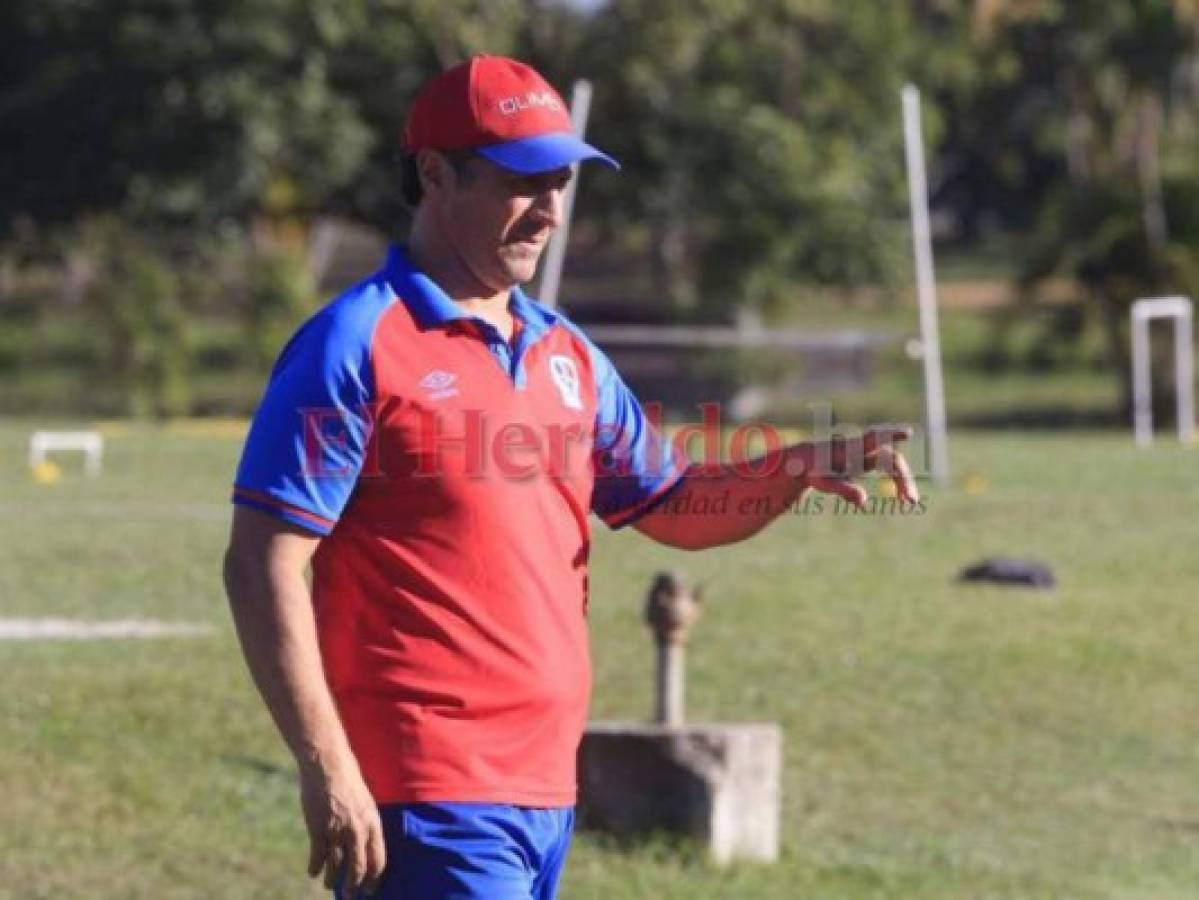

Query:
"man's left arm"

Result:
[[633, 427, 919, 550]]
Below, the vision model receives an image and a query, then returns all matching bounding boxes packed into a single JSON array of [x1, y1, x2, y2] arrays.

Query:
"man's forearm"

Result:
[[634, 444, 812, 550], [635, 429, 917, 551], [223, 552, 359, 778]]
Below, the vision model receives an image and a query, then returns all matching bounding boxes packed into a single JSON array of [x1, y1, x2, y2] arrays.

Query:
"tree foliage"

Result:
[[0, 0, 372, 229], [5, 0, 1199, 400], [80, 218, 193, 418], [1, 0, 929, 320], [575, 0, 922, 317], [972, 0, 1199, 410]]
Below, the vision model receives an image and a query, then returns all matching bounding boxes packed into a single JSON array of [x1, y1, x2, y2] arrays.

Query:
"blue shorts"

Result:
[[335, 802, 575, 900]]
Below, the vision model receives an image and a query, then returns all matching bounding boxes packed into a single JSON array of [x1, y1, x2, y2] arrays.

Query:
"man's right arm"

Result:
[[222, 505, 384, 898]]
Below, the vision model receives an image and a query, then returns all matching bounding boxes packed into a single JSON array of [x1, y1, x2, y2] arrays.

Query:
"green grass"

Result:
[[3, 423, 1199, 898]]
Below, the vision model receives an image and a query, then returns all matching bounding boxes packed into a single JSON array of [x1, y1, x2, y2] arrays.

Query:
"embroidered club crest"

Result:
[[548, 355, 583, 411]]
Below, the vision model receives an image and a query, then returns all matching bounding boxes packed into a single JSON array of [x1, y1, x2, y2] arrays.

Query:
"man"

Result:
[[223, 55, 917, 900]]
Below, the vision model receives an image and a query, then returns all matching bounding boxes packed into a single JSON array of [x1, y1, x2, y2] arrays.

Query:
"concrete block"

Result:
[[577, 721, 782, 864]]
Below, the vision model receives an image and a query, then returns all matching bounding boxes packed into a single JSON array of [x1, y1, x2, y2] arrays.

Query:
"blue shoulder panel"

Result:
[[232, 273, 396, 535]]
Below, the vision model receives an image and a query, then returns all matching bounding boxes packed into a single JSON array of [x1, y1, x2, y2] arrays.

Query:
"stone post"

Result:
[[644, 571, 701, 726], [577, 571, 782, 864]]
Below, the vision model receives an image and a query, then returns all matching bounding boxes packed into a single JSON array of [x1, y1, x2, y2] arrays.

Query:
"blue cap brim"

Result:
[[476, 133, 620, 174]]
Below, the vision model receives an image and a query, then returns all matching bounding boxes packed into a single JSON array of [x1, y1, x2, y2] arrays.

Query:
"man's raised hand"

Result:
[[788, 426, 920, 509]]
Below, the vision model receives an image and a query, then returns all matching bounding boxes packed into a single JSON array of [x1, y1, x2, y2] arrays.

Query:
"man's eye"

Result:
[[506, 176, 537, 195], [513, 174, 571, 194]]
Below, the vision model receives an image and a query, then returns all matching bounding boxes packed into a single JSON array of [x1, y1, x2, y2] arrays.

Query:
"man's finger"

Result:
[[809, 475, 868, 508], [893, 452, 920, 505], [308, 831, 328, 879], [324, 840, 344, 891], [363, 817, 387, 896], [863, 425, 913, 458], [874, 445, 920, 504], [341, 827, 368, 900]]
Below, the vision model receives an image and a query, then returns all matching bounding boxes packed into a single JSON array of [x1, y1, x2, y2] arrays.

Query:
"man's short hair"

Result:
[[401, 149, 480, 208]]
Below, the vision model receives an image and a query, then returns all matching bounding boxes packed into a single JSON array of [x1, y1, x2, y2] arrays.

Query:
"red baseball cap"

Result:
[[402, 55, 619, 174]]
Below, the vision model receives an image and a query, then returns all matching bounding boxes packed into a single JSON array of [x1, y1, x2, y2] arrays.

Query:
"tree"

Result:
[[979, 0, 1199, 417], [573, 0, 924, 320], [0, 0, 371, 232], [81, 218, 193, 418]]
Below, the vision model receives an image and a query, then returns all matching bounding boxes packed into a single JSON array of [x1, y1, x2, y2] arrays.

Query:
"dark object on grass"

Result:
[[958, 557, 1056, 589]]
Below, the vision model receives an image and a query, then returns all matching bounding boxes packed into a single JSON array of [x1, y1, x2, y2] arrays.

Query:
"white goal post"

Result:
[[1130, 296, 1194, 447], [29, 430, 105, 475], [902, 85, 950, 484]]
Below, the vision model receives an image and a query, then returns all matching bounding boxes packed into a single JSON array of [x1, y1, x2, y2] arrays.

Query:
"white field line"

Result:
[[0, 618, 215, 640]]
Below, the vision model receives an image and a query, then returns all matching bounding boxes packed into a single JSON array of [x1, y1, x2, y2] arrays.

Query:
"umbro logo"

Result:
[[419, 370, 459, 400]]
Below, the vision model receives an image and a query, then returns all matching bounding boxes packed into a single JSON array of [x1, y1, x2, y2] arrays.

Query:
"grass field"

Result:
[[3, 422, 1199, 899]]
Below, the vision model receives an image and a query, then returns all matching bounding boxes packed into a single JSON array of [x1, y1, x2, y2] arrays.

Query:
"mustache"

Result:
[[506, 231, 551, 245], [506, 221, 556, 244]]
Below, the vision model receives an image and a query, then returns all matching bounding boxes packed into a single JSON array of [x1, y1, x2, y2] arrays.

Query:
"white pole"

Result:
[[1131, 296, 1195, 446], [1175, 304, 1194, 444], [902, 85, 950, 483], [538, 80, 593, 310], [1131, 308, 1153, 447]]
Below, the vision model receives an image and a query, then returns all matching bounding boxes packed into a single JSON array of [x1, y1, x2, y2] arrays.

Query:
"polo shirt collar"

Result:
[[509, 282, 558, 336], [385, 245, 466, 328], [384, 244, 557, 339]]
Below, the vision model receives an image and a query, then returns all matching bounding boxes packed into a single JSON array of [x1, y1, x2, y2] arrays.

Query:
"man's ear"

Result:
[[416, 149, 453, 198]]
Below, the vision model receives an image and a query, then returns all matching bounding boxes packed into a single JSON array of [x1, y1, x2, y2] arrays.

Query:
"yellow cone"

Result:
[[960, 471, 989, 495], [31, 461, 63, 485]]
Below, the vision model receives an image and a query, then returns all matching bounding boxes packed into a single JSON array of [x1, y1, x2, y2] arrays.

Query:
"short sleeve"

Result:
[[232, 284, 393, 535], [584, 339, 689, 528]]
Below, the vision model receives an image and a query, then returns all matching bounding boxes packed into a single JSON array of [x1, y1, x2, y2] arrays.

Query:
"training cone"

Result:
[[31, 461, 63, 485], [960, 471, 989, 495]]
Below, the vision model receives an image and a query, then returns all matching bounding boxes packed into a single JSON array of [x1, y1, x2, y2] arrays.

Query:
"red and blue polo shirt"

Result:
[[232, 246, 687, 806]]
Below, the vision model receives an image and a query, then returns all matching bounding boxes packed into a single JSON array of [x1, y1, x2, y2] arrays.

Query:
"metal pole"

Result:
[[1130, 297, 1193, 446], [538, 80, 593, 310], [902, 85, 950, 484], [1175, 304, 1194, 444], [1131, 308, 1153, 447]]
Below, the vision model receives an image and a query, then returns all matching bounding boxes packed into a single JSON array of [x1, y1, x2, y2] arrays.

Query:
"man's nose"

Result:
[[532, 186, 564, 230]]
